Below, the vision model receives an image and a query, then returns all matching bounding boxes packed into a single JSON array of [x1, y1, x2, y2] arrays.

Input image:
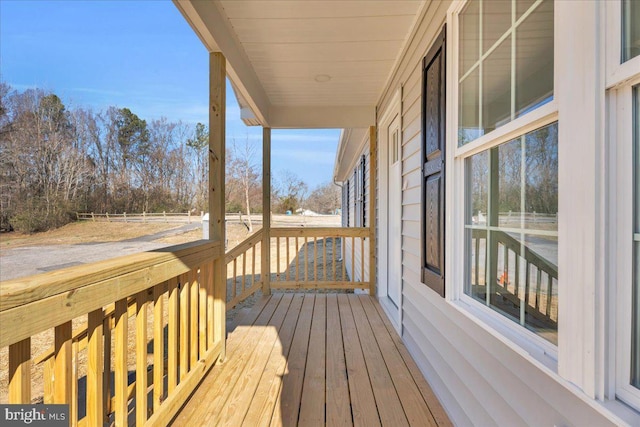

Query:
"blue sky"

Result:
[[0, 0, 340, 189]]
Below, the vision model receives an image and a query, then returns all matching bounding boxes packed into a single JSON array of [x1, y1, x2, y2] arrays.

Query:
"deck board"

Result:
[[171, 293, 451, 426]]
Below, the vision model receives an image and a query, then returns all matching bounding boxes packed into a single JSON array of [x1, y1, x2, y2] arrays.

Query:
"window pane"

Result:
[[515, 0, 554, 118], [623, 0, 640, 62], [460, 0, 480, 76], [459, 68, 481, 145], [482, 36, 512, 133], [465, 123, 558, 343], [483, 0, 511, 54], [466, 150, 489, 300], [524, 123, 558, 231], [632, 86, 639, 388], [457, 0, 554, 145]]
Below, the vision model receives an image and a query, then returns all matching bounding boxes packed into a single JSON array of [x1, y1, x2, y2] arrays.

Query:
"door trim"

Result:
[[378, 88, 402, 333]]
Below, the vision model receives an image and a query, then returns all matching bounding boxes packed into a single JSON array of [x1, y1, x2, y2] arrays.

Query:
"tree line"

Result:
[[0, 84, 341, 233]]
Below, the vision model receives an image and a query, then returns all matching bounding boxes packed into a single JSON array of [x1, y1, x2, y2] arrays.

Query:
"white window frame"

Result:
[[606, 0, 640, 411], [447, 0, 560, 366]]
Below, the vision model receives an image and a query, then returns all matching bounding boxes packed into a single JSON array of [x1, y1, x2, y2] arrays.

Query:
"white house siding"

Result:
[[343, 142, 370, 285], [373, 1, 626, 425]]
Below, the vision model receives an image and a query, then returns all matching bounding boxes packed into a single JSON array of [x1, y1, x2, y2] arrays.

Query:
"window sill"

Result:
[[452, 295, 558, 372]]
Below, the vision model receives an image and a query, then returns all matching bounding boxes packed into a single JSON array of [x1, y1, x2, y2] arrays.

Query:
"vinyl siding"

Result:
[[373, 0, 624, 425], [344, 142, 370, 284]]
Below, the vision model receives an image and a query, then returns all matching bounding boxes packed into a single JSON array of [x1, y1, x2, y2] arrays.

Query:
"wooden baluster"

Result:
[[103, 314, 112, 419], [54, 321, 72, 405], [524, 263, 531, 309], [87, 309, 104, 426], [114, 299, 128, 427], [205, 263, 215, 349], [190, 269, 199, 367], [8, 338, 30, 403], [233, 258, 238, 300], [136, 291, 148, 425], [71, 341, 78, 427], [304, 237, 309, 282], [361, 237, 365, 284], [514, 253, 520, 297], [351, 237, 355, 282], [154, 284, 165, 410], [286, 237, 290, 281], [338, 237, 342, 282], [341, 238, 346, 283], [242, 252, 247, 292], [199, 267, 207, 358], [44, 357, 54, 403], [324, 238, 328, 281], [535, 269, 542, 311], [314, 237, 318, 281], [252, 244, 257, 288], [276, 237, 281, 281], [546, 276, 554, 318], [168, 277, 179, 393], [179, 273, 190, 379], [295, 236, 300, 286]]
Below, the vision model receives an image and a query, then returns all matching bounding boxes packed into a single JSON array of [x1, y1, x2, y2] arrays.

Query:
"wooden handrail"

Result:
[[1, 240, 220, 313], [0, 240, 222, 348]]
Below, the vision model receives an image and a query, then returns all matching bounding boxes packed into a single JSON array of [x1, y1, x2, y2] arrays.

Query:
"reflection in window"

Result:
[[458, 0, 554, 146], [633, 86, 639, 388], [465, 123, 558, 343], [623, 0, 640, 62]]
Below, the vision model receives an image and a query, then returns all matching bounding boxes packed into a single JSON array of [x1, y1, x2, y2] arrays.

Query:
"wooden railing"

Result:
[[222, 227, 373, 312], [471, 229, 558, 329], [225, 229, 264, 311], [0, 240, 225, 426], [270, 227, 371, 291]]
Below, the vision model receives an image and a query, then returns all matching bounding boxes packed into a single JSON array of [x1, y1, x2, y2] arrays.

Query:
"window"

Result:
[[457, 0, 556, 342], [465, 123, 558, 343], [459, 0, 554, 145], [632, 85, 639, 389], [623, 0, 640, 62]]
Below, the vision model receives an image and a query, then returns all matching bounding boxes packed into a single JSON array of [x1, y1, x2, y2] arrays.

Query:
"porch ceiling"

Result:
[[174, 0, 426, 129]]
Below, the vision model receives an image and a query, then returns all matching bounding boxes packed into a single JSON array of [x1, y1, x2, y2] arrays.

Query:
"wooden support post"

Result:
[[262, 127, 272, 295], [369, 125, 377, 296], [210, 52, 227, 359]]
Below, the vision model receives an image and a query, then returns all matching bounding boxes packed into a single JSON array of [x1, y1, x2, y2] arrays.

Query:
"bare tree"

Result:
[[305, 181, 341, 214], [228, 137, 261, 231]]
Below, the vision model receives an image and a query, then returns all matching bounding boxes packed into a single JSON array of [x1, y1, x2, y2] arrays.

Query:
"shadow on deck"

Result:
[[171, 293, 451, 426]]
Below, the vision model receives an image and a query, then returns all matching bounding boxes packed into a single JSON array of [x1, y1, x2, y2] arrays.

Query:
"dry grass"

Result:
[[0, 221, 184, 248]]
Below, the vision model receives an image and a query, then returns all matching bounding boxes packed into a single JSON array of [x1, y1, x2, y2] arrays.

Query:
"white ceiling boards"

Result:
[[175, 0, 425, 128]]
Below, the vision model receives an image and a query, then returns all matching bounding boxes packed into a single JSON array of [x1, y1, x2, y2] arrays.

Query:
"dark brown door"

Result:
[[421, 27, 446, 297]]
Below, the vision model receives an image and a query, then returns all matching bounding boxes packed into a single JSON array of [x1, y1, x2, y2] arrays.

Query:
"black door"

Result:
[[421, 27, 446, 297]]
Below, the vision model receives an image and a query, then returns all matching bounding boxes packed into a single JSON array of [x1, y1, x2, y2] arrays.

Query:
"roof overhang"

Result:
[[173, 0, 426, 129], [333, 128, 368, 182]]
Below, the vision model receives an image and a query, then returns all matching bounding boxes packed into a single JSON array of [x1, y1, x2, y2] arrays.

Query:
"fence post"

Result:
[[163, 211, 167, 223], [91, 212, 95, 222], [143, 211, 146, 223], [106, 212, 110, 222], [188, 211, 191, 224], [123, 212, 127, 223]]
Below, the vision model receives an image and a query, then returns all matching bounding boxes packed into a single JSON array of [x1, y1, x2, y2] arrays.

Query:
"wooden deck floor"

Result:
[[171, 293, 451, 426]]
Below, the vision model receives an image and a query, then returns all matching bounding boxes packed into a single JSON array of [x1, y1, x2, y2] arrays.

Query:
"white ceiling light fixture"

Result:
[[314, 74, 332, 83]]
